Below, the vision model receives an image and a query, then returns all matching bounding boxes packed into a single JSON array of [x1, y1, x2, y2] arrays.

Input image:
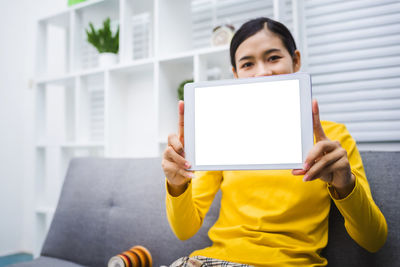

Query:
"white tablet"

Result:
[[184, 72, 313, 171]]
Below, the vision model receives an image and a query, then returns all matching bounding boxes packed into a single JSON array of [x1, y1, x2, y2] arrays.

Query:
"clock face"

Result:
[[216, 31, 229, 44], [211, 26, 234, 46]]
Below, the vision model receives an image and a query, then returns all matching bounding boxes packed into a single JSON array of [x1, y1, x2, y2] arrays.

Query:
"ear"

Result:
[[293, 50, 301, 72], [232, 67, 238, 78]]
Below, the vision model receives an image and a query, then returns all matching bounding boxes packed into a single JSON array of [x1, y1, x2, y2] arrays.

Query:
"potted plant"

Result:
[[86, 18, 119, 67], [178, 79, 193, 101]]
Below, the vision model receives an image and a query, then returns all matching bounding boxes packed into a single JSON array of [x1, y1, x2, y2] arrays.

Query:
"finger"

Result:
[[306, 164, 335, 183], [168, 160, 195, 179], [313, 158, 352, 187], [178, 100, 185, 146], [292, 169, 307, 176], [304, 140, 341, 170], [162, 160, 194, 184], [163, 159, 194, 179], [305, 158, 347, 183], [312, 99, 328, 142], [303, 147, 347, 181], [164, 145, 191, 169], [177, 168, 195, 179], [168, 133, 185, 156]]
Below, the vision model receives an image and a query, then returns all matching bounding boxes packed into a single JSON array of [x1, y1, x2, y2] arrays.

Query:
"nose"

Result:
[[254, 63, 273, 77]]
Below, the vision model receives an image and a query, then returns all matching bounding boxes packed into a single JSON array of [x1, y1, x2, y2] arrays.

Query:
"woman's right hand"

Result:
[[162, 100, 195, 196]]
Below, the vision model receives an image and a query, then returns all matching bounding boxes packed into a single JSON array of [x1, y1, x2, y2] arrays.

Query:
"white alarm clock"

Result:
[[211, 24, 235, 46]]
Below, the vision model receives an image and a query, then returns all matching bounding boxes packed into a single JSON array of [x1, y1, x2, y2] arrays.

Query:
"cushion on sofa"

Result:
[[40, 158, 221, 267], [8, 151, 400, 267], [322, 151, 400, 266]]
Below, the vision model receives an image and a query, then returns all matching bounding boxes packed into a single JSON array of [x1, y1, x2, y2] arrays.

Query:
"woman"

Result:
[[162, 17, 387, 267]]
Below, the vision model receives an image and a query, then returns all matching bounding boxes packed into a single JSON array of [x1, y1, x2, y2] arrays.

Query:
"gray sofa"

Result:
[[10, 151, 399, 267]]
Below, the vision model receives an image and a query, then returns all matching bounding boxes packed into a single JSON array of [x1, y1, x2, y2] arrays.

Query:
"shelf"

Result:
[[158, 56, 194, 143], [35, 143, 48, 148], [35, 69, 103, 86], [35, 206, 55, 215], [35, 59, 156, 86], [107, 64, 158, 157], [120, 0, 154, 62], [195, 45, 229, 56], [38, 9, 70, 28], [34, 149, 46, 210], [159, 51, 197, 63], [34, 212, 47, 257], [36, 12, 71, 77], [37, 0, 109, 24], [158, 45, 229, 62], [78, 68, 105, 78], [36, 74, 75, 87], [61, 142, 104, 148], [35, 142, 105, 148], [34, 205, 56, 257], [71, 0, 108, 12], [35, 46, 230, 86], [72, 0, 120, 71], [196, 46, 233, 81], [32, 0, 298, 257], [110, 58, 154, 73], [75, 73, 105, 143]]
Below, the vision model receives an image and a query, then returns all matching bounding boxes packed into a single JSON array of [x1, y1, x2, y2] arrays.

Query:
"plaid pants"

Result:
[[169, 256, 252, 267]]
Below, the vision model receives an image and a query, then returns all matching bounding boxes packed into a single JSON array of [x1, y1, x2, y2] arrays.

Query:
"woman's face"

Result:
[[232, 29, 301, 78]]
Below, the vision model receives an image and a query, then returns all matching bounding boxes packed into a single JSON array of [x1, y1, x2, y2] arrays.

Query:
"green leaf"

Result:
[[178, 79, 193, 101], [85, 17, 119, 54]]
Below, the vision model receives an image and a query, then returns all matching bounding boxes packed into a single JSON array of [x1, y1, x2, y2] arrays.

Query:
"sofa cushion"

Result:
[[37, 151, 399, 267], [323, 151, 400, 266], [41, 158, 221, 267]]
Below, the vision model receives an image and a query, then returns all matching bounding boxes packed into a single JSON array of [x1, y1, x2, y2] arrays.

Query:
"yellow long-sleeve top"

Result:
[[166, 121, 387, 266]]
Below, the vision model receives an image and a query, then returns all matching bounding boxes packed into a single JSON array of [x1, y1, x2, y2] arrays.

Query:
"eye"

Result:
[[268, 55, 281, 62], [241, 62, 253, 68]]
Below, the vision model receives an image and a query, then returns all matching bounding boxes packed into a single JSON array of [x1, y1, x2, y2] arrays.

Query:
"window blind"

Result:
[[191, 0, 275, 48], [305, 0, 400, 142]]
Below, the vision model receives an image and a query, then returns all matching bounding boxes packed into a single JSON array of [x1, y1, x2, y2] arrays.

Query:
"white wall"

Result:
[[0, 0, 65, 255]]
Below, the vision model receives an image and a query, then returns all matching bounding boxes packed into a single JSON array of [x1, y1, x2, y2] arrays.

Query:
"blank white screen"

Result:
[[195, 79, 302, 166]]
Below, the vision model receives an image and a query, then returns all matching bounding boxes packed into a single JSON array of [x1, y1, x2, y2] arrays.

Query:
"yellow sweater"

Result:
[[166, 121, 387, 266]]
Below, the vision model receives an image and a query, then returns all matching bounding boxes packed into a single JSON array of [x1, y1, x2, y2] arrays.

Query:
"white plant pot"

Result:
[[99, 53, 118, 67]]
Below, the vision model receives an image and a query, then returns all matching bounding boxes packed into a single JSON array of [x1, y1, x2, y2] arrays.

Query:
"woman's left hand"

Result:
[[292, 99, 355, 198]]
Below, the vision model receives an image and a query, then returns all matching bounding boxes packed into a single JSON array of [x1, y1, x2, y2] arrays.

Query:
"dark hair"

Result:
[[230, 17, 297, 70]]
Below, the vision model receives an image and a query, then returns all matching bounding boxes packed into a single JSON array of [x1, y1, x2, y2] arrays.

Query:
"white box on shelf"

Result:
[[76, 73, 105, 143], [132, 12, 152, 60]]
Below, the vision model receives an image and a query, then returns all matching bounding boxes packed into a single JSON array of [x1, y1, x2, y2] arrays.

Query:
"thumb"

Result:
[[312, 99, 327, 142]]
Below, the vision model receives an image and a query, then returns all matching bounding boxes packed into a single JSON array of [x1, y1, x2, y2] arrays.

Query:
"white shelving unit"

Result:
[[33, 0, 296, 256]]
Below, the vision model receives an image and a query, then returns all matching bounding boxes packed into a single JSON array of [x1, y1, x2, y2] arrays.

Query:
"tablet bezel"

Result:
[[184, 72, 313, 171]]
